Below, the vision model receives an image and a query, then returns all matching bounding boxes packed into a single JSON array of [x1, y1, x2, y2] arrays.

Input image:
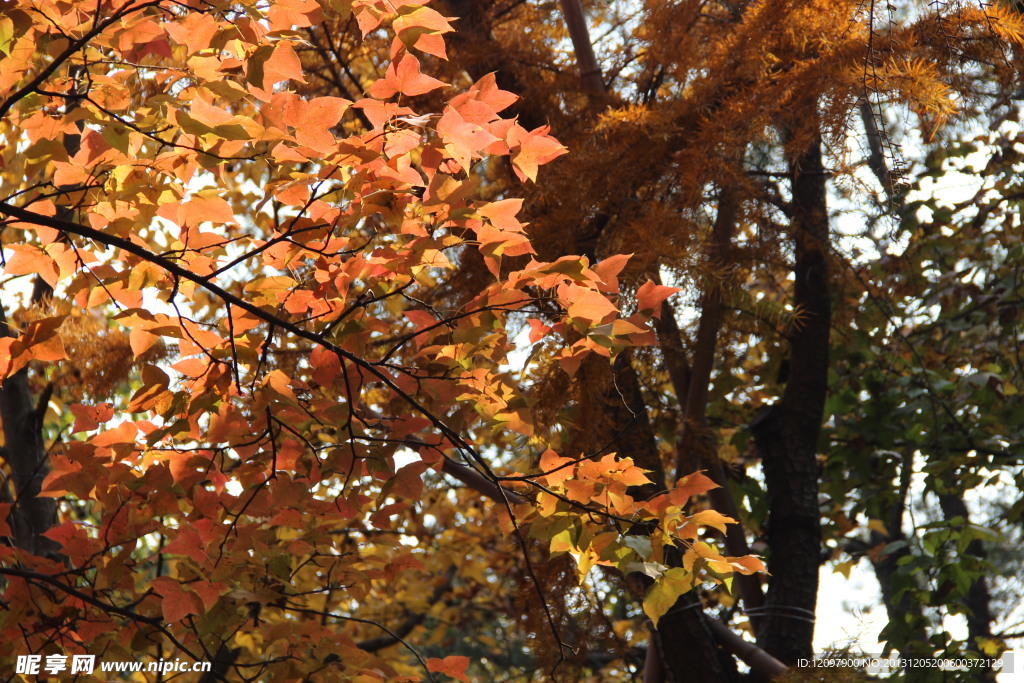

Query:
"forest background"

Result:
[[0, 0, 1023, 681]]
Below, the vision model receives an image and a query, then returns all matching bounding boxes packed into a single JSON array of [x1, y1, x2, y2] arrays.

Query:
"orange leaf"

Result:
[[668, 471, 719, 506], [177, 197, 235, 227], [426, 656, 470, 682], [478, 198, 524, 232], [165, 12, 218, 54], [539, 448, 574, 486], [20, 315, 67, 363], [394, 5, 454, 39], [127, 365, 171, 413], [593, 254, 632, 293], [4, 244, 60, 287], [636, 280, 682, 317], [689, 509, 735, 535], [285, 96, 350, 151], [561, 283, 617, 323], [727, 555, 767, 575], [130, 327, 160, 358], [368, 54, 447, 99], [467, 73, 518, 115], [507, 124, 567, 182], [0, 337, 28, 380]]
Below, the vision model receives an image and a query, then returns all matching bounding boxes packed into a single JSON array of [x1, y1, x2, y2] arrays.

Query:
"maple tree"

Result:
[[0, 0, 767, 681]]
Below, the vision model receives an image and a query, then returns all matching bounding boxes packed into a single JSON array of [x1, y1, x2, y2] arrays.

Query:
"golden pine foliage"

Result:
[[13, 299, 167, 401]]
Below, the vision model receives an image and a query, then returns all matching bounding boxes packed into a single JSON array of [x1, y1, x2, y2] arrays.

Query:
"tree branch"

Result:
[[557, 0, 606, 103]]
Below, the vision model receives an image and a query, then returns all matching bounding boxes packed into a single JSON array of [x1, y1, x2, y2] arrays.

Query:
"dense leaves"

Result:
[[0, 0, 763, 680], [4, 0, 1024, 680]]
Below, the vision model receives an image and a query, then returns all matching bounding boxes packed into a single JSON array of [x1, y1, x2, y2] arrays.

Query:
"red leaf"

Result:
[[191, 580, 228, 610], [152, 577, 203, 623], [310, 346, 342, 386], [527, 318, 550, 344], [70, 403, 115, 433], [426, 656, 470, 682]]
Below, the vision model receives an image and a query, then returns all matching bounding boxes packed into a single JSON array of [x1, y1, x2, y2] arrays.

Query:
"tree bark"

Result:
[[557, 0, 605, 103], [750, 133, 830, 667]]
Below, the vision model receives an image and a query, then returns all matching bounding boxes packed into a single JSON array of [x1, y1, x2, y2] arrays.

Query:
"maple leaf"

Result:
[[165, 12, 218, 54], [507, 123, 567, 182], [636, 280, 682, 317], [426, 656, 470, 682], [643, 568, 696, 627], [478, 198, 524, 232], [367, 53, 447, 99], [437, 105, 500, 172], [283, 95, 350, 151], [593, 254, 632, 293], [560, 282, 618, 323], [394, 5, 454, 58]]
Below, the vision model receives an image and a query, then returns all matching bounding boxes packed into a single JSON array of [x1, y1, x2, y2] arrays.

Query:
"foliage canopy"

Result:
[[1, 0, 1024, 681]]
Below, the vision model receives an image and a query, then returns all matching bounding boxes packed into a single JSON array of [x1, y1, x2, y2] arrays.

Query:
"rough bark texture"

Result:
[[750, 135, 830, 666]]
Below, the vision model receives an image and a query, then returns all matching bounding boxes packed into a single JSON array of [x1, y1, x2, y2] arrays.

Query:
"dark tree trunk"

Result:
[[750, 134, 830, 666], [0, 306, 59, 558]]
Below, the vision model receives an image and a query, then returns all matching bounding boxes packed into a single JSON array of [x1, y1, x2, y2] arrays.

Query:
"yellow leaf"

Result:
[[642, 567, 694, 627], [833, 560, 855, 579]]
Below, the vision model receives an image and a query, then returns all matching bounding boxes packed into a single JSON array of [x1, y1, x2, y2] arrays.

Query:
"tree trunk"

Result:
[[0, 306, 59, 558], [750, 133, 830, 666], [603, 354, 740, 683]]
